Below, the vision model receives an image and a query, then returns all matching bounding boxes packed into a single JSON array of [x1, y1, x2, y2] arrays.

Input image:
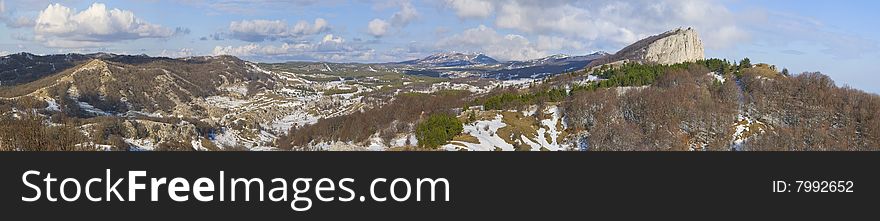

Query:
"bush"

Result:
[[416, 114, 463, 149], [481, 87, 568, 110], [279, 90, 469, 148]]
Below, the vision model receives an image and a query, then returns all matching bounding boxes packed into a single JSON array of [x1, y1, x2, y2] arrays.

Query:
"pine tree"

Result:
[[739, 58, 752, 69]]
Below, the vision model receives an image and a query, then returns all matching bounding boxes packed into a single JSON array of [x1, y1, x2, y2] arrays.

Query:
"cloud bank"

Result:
[[228, 18, 329, 42], [33, 3, 174, 48]]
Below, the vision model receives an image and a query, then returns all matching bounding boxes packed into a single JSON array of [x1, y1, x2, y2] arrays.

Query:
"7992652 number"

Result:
[[772, 181, 854, 193]]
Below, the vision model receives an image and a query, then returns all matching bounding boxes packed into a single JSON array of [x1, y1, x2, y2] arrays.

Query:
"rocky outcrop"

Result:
[[641, 28, 704, 64], [592, 27, 705, 66]]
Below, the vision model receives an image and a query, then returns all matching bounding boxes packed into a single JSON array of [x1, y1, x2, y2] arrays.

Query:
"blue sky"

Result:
[[0, 0, 878, 93]]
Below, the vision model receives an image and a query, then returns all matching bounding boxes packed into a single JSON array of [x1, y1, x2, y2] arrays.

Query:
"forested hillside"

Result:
[[1, 27, 877, 151]]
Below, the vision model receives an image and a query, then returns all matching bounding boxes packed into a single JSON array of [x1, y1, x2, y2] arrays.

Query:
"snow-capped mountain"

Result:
[[506, 51, 610, 70], [387, 51, 609, 80], [399, 52, 499, 67]]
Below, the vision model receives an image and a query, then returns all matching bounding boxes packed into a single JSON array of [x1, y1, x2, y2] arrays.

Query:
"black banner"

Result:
[[0, 152, 875, 219]]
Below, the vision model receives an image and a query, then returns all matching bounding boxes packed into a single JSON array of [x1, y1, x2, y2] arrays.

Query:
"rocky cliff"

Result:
[[592, 27, 705, 66], [641, 27, 704, 64]]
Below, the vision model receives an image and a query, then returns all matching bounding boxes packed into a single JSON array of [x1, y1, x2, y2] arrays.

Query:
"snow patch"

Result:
[[125, 138, 156, 151], [616, 86, 648, 95], [191, 139, 207, 151], [270, 112, 319, 134], [367, 135, 387, 151], [44, 98, 60, 111], [77, 101, 111, 116], [206, 96, 248, 109], [521, 105, 538, 117], [708, 72, 726, 83], [534, 106, 565, 151], [443, 114, 514, 151], [731, 114, 766, 150]]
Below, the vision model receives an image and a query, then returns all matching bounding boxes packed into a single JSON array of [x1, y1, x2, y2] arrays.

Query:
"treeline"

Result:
[[0, 97, 93, 151], [0, 113, 91, 151], [565, 65, 740, 150], [577, 58, 736, 91], [278, 90, 470, 150], [479, 87, 567, 110], [740, 71, 880, 150], [476, 59, 741, 112]]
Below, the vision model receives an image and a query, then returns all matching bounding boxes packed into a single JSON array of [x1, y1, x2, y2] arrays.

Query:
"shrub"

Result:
[[416, 114, 463, 149]]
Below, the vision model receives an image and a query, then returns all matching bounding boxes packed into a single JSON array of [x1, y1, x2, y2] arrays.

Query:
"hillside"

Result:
[[1, 27, 877, 151]]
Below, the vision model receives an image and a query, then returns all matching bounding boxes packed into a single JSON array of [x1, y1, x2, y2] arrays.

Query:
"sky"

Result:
[[0, 0, 878, 93]]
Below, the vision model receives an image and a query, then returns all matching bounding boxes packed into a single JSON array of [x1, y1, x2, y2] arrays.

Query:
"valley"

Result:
[[1, 28, 877, 151]]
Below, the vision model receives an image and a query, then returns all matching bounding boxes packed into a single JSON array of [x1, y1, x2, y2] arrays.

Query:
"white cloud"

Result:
[[439, 0, 749, 50], [536, 35, 584, 51], [33, 3, 174, 48], [0, 0, 5, 14], [444, 0, 493, 19], [367, 19, 389, 37], [438, 25, 545, 61], [493, 1, 646, 45], [321, 34, 343, 44], [212, 44, 259, 56], [365, 0, 418, 38], [292, 18, 328, 35], [160, 48, 194, 58], [228, 18, 329, 42], [229, 20, 288, 42], [390, 0, 418, 27], [437, 0, 872, 59]]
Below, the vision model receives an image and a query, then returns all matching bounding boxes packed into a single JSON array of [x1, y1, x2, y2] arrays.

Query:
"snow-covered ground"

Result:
[[191, 139, 207, 151], [444, 114, 514, 151], [616, 85, 649, 95], [77, 101, 111, 116], [444, 106, 570, 151], [269, 112, 319, 134], [501, 78, 540, 88], [206, 96, 249, 109], [731, 114, 766, 150], [534, 106, 566, 151], [708, 72, 726, 83], [44, 98, 60, 111], [125, 138, 156, 151], [367, 135, 387, 151]]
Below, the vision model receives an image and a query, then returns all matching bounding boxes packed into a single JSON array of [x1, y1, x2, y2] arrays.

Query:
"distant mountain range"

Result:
[[378, 51, 610, 79], [398, 52, 499, 67], [0, 28, 706, 87]]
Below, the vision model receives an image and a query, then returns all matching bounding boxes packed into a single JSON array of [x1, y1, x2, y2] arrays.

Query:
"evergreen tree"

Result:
[[739, 58, 752, 69], [416, 114, 463, 149]]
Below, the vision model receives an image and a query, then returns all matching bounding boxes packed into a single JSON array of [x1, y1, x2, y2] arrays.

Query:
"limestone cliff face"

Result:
[[641, 28, 704, 64], [592, 27, 705, 66]]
